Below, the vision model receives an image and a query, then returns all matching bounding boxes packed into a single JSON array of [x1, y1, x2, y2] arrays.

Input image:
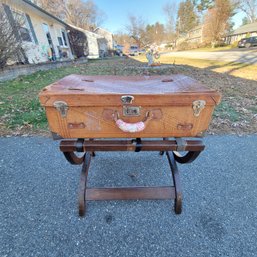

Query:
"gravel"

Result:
[[1, 135, 257, 257]]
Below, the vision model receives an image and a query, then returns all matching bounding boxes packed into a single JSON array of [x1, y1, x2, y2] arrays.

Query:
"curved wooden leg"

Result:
[[166, 151, 182, 214], [78, 152, 91, 216], [173, 151, 201, 164]]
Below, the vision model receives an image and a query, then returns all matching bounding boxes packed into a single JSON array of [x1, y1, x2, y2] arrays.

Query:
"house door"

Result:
[[43, 23, 56, 60]]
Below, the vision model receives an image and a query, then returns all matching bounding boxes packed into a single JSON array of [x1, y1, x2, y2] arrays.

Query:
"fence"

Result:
[[0, 58, 88, 82]]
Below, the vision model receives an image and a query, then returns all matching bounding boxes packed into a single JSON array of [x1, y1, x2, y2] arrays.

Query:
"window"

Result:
[[20, 27, 32, 41], [12, 10, 32, 42], [61, 30, 67, 46], [58, 36, 63, 46], [251, 37, 257, 43], [42, 23, 56, 60], [43, 23, 53, 46]]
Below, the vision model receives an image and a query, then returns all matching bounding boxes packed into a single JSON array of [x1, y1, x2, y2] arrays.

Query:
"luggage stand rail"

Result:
[[59, 138, 205, 217]]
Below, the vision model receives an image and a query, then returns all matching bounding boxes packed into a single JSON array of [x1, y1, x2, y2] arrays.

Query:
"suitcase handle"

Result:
[[113, 111, 153, 133]]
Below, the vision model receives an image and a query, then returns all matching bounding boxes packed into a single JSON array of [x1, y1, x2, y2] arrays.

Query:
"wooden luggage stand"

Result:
[[59, 137, 205, 216]]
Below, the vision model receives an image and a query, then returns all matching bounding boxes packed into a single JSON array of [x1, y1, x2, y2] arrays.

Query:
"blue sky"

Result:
[[93, 0, 245, 33]]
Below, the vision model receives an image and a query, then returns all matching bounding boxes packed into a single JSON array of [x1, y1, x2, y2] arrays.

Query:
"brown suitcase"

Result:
[[39, 74, 221, 139]]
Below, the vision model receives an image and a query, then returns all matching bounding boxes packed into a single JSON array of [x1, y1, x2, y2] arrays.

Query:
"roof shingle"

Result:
[[232, 22, 257, 35]]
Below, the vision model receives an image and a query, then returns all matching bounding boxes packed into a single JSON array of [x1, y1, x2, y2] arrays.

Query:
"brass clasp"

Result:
[[192, 100, 206, 117], [121, 95, 134, 104], [53, 101, 68, 118]]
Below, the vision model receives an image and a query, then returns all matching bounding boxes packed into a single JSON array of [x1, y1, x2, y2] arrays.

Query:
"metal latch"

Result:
[[192, 100, 206, 117], [53, 101, 68, 118], [123, 106, 141, 116], [121, 95, 134, 104]]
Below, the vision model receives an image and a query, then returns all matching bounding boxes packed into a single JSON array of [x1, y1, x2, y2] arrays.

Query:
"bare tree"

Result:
[[35, 0, 106, 30], [238, 0, 257, 23], [203, 0, 233, 46], [33, 0, 66, 19], [126, 15, 147, 47], [66, 0, 106, 30], [163, 1, 178, 39], [113, 31, 131, 45], [0, 5, 27, 68]]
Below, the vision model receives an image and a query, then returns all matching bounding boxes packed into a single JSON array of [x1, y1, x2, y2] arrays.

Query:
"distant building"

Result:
[[69, 25, 108, 59], [175, 25, 205, 47], [224, 22, 257, 44], [186, 25, 204, 44], [2, 0, 73, 64], [87, 30, 108, 58], [94, 27, 114, 50]]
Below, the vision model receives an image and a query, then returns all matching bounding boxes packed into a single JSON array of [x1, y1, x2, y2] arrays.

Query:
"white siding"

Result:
[[85, 31, 100, 59], [94, 28, 113, 50], [5, 0, 73, 64]]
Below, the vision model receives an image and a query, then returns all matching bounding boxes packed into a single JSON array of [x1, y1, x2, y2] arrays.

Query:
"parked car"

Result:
[[129, 45, 139, 56], [114, 49, 123, 56], [238, 37, 257, 48], [138, 49, 146, 55], [114, 44, 124, 56]]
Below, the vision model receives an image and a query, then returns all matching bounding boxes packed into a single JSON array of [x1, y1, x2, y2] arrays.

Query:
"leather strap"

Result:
[[132, 138, 142, 152], [75, 138, 85, 152], [175, 137, 187, 151]]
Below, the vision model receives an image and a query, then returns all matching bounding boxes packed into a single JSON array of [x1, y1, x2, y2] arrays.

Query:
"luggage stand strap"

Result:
[[132, 138, 142, 152], [175, 137, 187, 151], [75, 138, 84, 152]]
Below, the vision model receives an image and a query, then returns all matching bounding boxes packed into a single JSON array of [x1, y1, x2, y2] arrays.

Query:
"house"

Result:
[[186, 25, 204, 44], [94, 27, 114, 50], [224, 22, 257, 44], [85, 30, 107, 58], [68, 24, 108, 59], [175, 25, 205, 48], [2, 0, 73, 64]]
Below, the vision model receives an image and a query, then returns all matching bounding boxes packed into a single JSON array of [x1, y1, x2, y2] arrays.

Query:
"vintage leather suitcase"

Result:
[[39, 74, 221, 139]]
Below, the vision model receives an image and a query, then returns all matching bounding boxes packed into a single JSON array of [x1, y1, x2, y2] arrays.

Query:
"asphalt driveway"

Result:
[[1, 135, 257, 257], [163, 49, 257, 64]]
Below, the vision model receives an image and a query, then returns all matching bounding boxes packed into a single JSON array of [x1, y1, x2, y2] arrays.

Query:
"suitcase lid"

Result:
[[39, 74, 221, 106]]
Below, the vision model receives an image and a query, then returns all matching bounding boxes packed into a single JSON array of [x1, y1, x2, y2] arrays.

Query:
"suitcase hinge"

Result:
[[192, 100, 206, 117], [53, 101, 68, 118]]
